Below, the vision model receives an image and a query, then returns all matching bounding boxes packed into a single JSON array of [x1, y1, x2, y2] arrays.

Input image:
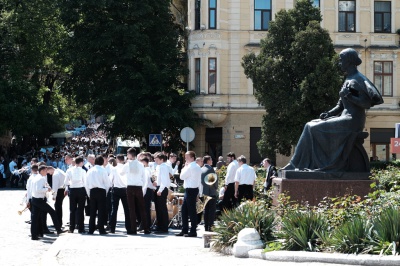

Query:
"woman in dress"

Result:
[[283, 48, 383, 171]]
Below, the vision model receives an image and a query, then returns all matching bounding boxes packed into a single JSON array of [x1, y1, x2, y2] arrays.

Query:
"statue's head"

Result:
[[339, 48, 362, 71]]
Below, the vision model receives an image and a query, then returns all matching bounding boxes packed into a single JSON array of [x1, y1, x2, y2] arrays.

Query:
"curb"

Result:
[[248, 249, 400, 266]]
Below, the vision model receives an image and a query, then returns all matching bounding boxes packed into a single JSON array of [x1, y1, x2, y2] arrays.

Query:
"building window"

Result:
[[374, 1, 391, 33], [209, 0, 216, 29], [374, 61, 393, 96], [195, 58, 201, 94], [339, 1, 356, 32], [208, 58, 216, 94], [254, 0, 271, 31], [313, 0, 320, 7], [195, 0, 201, 30]]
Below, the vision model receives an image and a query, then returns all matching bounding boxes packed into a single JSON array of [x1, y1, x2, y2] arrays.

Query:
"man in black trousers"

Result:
[[85, 156, 111, 235], [201, 156, 218, 232], [29, 165, 66, 240]]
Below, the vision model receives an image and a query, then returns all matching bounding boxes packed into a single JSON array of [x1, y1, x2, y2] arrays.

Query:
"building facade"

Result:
[[186, 0, 400, 166]]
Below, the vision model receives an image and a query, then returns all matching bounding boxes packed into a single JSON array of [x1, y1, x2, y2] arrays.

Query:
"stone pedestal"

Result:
[[232, 228, 264, 258], [272, 172, 374, 206]]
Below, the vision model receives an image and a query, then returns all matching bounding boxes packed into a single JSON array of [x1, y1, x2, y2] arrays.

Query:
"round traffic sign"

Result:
[[180, 127, 195, 142]]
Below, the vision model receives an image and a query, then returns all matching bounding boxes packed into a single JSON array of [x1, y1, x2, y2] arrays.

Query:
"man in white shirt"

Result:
[[64, 156, 87, 233], [85, 155, 111, 234], [234, 155, 256, 204], [165, 153, 180, 176], [176, 151, 202, 237], [120, 148, 150, 235], [29, 165, 66, 240], [139, 155, 156, 232], [84, 154, 95, 171], [47, 166, 67, 226], [152, 152, 170, 233], [222, 152, 239, 210], [109, 154, 132, 234]]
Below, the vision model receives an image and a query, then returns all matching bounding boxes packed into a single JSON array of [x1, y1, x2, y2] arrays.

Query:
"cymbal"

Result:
[[172, 193, 184, 197]]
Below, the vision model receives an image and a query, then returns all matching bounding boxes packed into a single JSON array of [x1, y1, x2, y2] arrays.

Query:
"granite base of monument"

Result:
[[272, 171, 373, 206]]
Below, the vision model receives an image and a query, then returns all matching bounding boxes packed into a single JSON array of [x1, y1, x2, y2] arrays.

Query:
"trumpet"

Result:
[[18, 205, 29, 215]]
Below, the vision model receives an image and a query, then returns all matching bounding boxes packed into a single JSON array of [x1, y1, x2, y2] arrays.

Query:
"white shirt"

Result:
[[155, 163, 171, 193], [65, 166, 86, 189], [225, 160, 239, 185], [234, 164, 256, 185], [143, 167, 156, 195], [180, 161, 202, 191], [52, 169, 66, 197], [109, 163, 127, 188], [105, 163, 112, 175], [165, 160, 178, 175], [26, 172, 39, 202], [31, 174, 49, 199], [85, 165, 111, 197], [120, 159, 145, 187]]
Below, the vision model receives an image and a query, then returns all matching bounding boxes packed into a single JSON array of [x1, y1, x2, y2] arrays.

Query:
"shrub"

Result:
[[277, 210, 327, 251], [324, 217, 373, 254], [211, 201, 276, 252], [371, 206, 400, 255]]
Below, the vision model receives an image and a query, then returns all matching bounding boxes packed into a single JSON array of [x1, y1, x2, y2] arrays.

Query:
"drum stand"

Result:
[[168, 197, 183, 229]]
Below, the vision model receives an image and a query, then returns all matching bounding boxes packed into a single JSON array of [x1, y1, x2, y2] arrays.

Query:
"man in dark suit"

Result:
[[200, 156, 218, 232], [263, 158, 278, 192]]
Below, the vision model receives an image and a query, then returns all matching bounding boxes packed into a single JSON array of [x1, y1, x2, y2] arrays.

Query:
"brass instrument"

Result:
[[195, 173, 218, 214], [18, 205, 29, 215], [196, 199, 204, 214], [204, 173, 217, 186]]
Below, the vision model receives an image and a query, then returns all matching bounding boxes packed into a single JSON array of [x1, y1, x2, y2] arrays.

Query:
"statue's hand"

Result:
[[319, 112, 329, 119]]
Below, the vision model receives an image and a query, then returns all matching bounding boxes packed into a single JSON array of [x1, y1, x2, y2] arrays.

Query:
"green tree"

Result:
[[0, 0, 88, 149], [242, 0, 342, 162], [59, 0, 201, 151]]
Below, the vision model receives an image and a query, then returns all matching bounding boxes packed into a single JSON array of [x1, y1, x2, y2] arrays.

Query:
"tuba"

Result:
[[204, 173, 217, 186]]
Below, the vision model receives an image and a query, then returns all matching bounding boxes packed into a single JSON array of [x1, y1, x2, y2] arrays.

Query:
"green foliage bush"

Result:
[[211, 201, 275, 252], [371, 207, 400, 255], [277, 210, 327, 251], [323, 217, 373, 254]]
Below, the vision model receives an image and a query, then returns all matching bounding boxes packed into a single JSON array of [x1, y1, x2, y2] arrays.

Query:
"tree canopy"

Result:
[[60, 0, 200, 151], [242, 0, 342, 161]]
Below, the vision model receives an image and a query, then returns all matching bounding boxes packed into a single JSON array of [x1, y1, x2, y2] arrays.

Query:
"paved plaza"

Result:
[[0, 189, 359, 266]]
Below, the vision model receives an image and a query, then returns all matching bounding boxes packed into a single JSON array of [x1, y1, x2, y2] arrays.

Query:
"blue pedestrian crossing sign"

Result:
[[149, 134, 162, 147]]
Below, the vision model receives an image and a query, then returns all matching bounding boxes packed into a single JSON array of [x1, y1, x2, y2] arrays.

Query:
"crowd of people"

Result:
[[1, 125, 277, 241]]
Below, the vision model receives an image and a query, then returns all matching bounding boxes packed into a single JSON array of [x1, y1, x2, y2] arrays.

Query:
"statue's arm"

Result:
[[343, 82, 371, 109], [320, 100, 343, 119]]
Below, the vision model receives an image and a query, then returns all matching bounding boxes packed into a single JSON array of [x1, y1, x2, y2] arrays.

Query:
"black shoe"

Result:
[[110, 230, 115, 233], [57, 230, 67, 235], [185, 232, 197, 237], [86, 232, 94, 235], [99, 231, 108, 235], [144, 230, 151, 235], [68, 230, 74, 233], [105, 225, 110, 231], [127, 231, 137, 235], [43, 230, 54, 234], [31, 237, 39, 240], [78, 230, 86, 234], [175, 231, 187, 236], [38, 234, 43, 238]]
